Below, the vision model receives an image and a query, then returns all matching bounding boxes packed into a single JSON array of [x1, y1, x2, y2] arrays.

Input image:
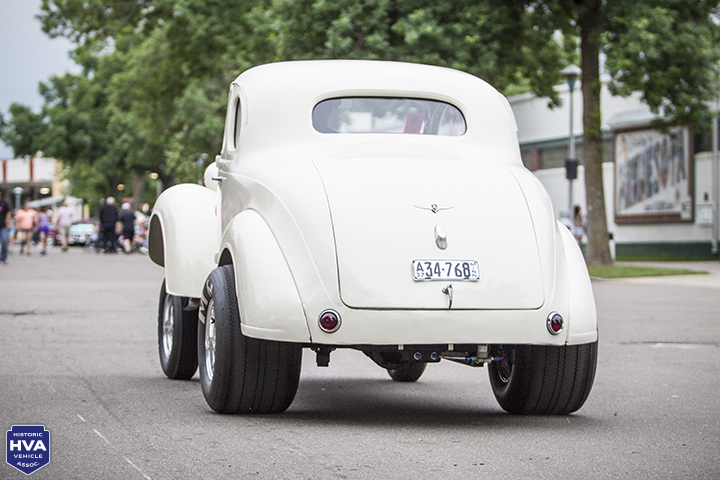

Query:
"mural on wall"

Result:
[[614, 127, 692, 223]]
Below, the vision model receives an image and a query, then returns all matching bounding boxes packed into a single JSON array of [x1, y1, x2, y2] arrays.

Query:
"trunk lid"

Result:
[[314, 156, 545, 310]]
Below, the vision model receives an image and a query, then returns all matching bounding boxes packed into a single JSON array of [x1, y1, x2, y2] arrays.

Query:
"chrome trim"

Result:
[[546, 311, 564, 335], [162, 294, 174, 357], [442, 284, 454, 309], [204, 299, 216, 381], [414, 204, 453, 214], [434, 225, 447, 250], [318, 309, 342, 333]]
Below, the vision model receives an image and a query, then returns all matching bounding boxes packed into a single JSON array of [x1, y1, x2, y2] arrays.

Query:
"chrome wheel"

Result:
[[157, 280, 198, 380], [495, 346, 514, 384], [162, 295, 174, 357], [204, 299, 216, 382]]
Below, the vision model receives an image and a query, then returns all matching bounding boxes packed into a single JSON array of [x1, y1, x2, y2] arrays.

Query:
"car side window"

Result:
[[312, 97, 466, 136], [233, 98, 241, 149]]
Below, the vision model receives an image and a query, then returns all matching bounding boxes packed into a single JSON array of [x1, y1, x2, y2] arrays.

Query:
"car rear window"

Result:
[[312, 97, 466, 136]]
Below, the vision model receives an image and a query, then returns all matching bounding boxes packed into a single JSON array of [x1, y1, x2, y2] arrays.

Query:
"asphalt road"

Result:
[[1, 248, 719, 479]]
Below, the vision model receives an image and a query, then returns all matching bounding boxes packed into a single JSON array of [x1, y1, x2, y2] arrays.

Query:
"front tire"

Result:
[[197, 265, 302, 414], [488, 341, 597, 415], [387, 362, 427, 382], [158, 280, 198, 380]]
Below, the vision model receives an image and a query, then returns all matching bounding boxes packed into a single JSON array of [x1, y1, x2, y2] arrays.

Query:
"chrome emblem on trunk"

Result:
[[415, 204, 453, 214]]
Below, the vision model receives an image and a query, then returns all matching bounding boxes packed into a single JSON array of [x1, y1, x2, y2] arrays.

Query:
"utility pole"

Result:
[[561, 65, 581, 211], [712, 98, 718, 257]]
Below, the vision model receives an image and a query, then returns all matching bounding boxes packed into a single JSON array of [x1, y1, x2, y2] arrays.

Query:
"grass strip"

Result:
[[588, 265, 708, 279], [615, 253, 717, 262]]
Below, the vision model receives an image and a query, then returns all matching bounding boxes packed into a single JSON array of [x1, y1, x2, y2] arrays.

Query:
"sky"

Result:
[[0, 0, 80, 159]]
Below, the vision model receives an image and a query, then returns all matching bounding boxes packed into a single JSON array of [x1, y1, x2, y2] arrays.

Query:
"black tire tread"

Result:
[[489, 341, 597, 415], [199, 265, 301, 414], [173, 306, 199, 379]]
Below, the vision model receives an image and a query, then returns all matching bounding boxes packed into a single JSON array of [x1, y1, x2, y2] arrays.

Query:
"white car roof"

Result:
[[226, 60, 521, 164]]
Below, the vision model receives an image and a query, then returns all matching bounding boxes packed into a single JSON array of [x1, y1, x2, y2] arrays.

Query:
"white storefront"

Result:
[[1, 156, 82, 217], [508, 78, 719, 258]]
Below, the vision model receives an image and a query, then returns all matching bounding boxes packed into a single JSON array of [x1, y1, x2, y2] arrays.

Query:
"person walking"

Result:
[[15, 201, 36, 255], [0, 189, 11, 264], [37, 207, 51, 255], [572, 205, 585, 247], [56, 201, 74, 252], [99, 197, 118, 253], [118, 201, 136, 253]]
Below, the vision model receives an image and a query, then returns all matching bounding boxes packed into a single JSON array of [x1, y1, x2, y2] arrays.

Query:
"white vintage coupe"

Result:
[[149, 60, 598, 415]]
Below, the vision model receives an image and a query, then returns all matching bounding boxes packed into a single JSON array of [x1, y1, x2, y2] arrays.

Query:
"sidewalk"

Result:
[[612, 260, 720, 289]]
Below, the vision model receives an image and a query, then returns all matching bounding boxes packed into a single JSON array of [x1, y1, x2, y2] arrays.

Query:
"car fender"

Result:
[[557, 221, 598, 345], [220, 210, 311, 343], [149, 184, 220, 298]]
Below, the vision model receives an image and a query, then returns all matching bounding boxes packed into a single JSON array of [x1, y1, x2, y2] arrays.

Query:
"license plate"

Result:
[[412, 260, 480, 281]]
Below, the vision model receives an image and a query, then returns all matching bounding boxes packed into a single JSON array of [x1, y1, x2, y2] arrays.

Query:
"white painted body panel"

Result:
[[220, 211, 311, 342], [149, 184, 221, 297], [149, 60, 597, 346], [315, 156, 544, 310]]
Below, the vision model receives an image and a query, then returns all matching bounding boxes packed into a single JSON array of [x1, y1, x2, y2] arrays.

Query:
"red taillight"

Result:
[[547, 312, 564, 335], [318, 310, 341, 333]]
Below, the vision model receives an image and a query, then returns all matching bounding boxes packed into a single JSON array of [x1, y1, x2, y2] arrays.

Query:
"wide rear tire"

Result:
[[197, 265, 302, 414], [488, 341, 597, 415], [158, 280, 198, 380]]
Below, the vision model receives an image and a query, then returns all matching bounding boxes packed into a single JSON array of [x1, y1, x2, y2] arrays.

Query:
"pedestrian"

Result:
[[118, 201, 136, 253], [572, 205, 585, 247], [98, 196, 118, 253], [37, 207, 51, 255], [0, 189, 11, 264], [56, 200, 74, 252], [15, 201, 36, 255]]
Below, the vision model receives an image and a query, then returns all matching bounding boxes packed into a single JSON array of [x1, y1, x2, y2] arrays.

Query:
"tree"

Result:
[[12, 0, 716, 252], [0, 104, 47, 157], [33, 0, 274, 201], [272, 0, 720, 265], [270, 0, 572, 103], [531, 0, 720, 265]]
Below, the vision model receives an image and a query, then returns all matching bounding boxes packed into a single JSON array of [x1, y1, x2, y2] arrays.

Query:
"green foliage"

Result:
[[0, 104, 47, 156], [270, 0, 567, 103], [165, 78, 227, 184], [587, 264, 707, 279], [1, 0, 717, 210], [604, 1, 720, 126]]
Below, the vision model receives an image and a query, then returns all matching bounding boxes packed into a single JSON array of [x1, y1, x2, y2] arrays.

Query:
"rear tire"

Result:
[[197, 265, 302, 414], [387, 362, 427, 382], [488, 341, 597, 415], [158, 280, 198, 380]]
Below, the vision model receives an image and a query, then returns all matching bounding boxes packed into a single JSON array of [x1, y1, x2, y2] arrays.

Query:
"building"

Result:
[[1, 156, 84, 220], [1, 156, 63, 206], [508, 77, 719, 259]]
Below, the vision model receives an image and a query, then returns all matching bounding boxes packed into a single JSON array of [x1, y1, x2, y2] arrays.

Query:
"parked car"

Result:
[[47, 224, 60, 247], [48, 220, 95, 247], [149, 60, 598, 415], [68, 221, 97, 246]]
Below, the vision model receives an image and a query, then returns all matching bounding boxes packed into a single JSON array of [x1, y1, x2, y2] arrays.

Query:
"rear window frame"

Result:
[[312, 96, 467, 137]]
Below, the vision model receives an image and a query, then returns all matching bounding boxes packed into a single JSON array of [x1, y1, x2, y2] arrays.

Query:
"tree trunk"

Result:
[[579, 1, 612, 265], [130, 169, 146, 211]]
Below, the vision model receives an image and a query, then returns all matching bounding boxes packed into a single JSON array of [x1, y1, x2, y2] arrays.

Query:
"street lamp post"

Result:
[[561, 64, 582, 212], [712, 97, 719, 257], [12, 187, 24, 210]]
